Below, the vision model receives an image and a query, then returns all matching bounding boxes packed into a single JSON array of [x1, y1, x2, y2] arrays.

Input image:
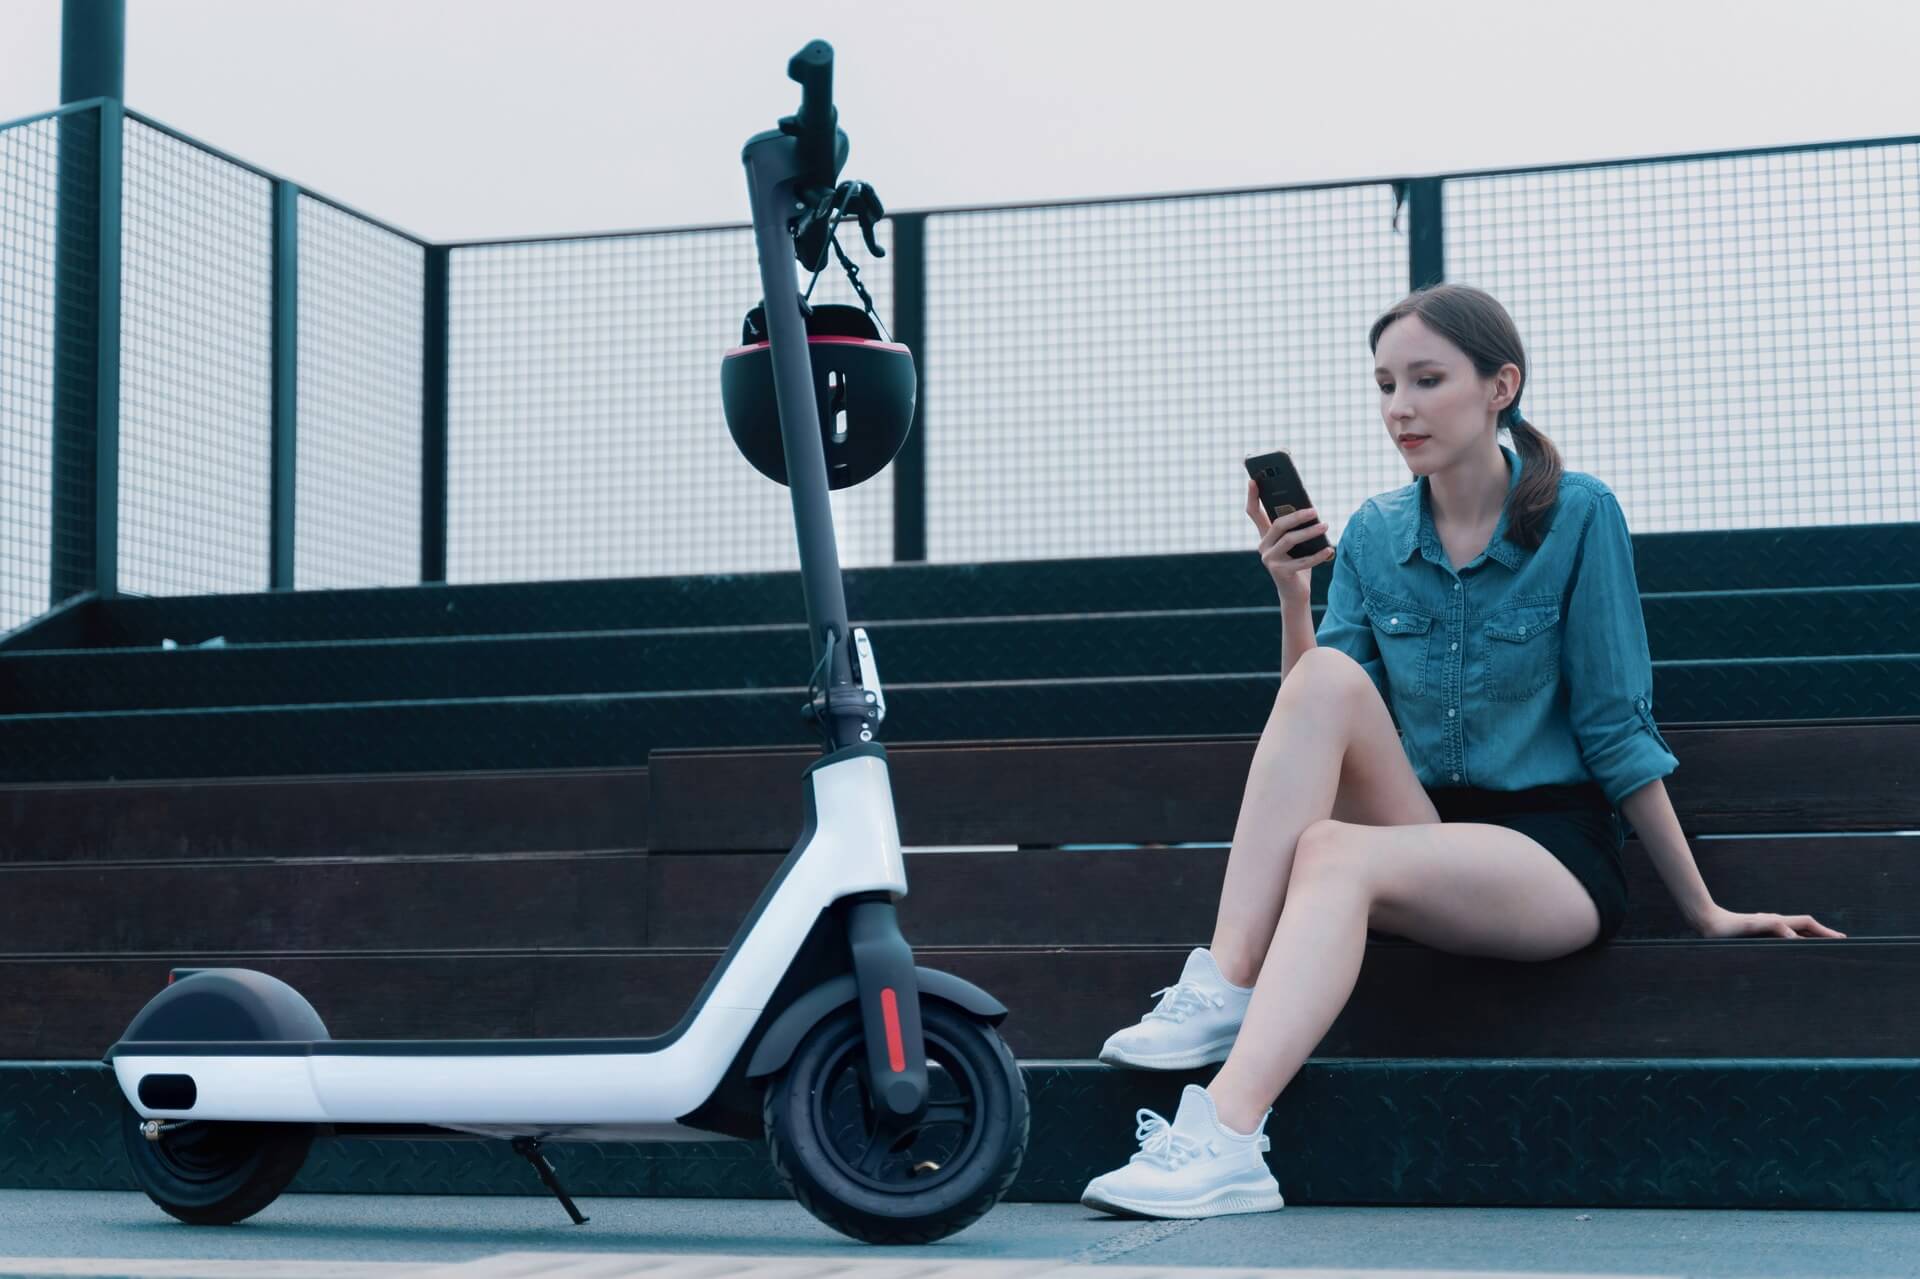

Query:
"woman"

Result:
[[1078, 283, 1845, 1220]]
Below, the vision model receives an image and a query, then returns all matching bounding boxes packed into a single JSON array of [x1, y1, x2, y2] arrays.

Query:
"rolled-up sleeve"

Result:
[[1563, 489, 1679, 809], [1313, 510, 1388, 702]]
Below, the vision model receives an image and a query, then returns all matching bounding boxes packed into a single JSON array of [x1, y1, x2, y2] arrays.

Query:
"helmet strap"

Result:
[[798, 181, 895, 343]]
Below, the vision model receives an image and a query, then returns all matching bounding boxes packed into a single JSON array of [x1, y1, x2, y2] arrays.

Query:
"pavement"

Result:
[[1, 1192, 1918, 1278]]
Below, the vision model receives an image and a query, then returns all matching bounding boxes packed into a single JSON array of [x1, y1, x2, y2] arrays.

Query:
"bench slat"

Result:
[[0, 768, 649, 861], [650, 720, 1920, 849], [0, 836, 1898, 954], [9, 942, 1912, 1061]]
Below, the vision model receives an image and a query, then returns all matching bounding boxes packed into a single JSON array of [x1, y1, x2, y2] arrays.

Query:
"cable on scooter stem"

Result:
[[801, 626, 837, 749]]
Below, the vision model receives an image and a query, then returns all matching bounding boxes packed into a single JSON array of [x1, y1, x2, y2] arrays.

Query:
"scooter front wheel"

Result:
[[764, 998, 1028, 1244], [121, 1104, 315, 1225]]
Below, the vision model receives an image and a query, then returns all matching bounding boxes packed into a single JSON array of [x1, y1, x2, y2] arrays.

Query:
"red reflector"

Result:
[[879, 988, 906, 1073], [166, 973, 175, 985]]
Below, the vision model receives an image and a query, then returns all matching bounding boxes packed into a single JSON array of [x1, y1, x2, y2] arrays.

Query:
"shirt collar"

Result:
[[1394, 442, 1527, 570]]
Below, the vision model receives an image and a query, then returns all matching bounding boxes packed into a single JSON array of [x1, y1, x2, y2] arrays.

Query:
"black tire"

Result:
[[764, 997, 1028, 1244], [122, 1105, 314, 1225]]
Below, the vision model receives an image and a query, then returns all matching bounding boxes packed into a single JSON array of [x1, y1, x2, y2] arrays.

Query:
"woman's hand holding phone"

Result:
[[1246, 478, 1334, 605]]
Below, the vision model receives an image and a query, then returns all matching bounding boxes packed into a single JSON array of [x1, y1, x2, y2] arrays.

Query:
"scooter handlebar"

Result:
[[787, 40, 837, 185]]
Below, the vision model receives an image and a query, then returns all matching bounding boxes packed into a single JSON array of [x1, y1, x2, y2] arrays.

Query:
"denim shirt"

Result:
[[1314, 443, 1679, 826]]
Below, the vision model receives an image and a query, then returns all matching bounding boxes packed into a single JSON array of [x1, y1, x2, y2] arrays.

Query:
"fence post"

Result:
[[421, 245, 451, 583], [50, 0, 125, 604], [269, 180, 299, 590], [1407, 176, 1444, 291], [890, 213, 926, 562]]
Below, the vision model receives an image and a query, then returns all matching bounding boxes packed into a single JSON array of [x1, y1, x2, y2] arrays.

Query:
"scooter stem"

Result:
[[741, 133, 872, 754]]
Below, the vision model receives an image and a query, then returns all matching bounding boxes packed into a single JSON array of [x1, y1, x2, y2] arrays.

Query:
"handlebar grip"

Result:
[[787, 40, 836, 182]]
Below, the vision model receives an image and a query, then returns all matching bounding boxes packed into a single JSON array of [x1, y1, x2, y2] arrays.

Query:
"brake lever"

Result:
[[852, 183, 887, 257], [792, 181, 888, 269]]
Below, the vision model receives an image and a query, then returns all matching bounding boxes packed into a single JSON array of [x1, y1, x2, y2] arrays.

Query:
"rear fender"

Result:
[[106, 969, 330, 1113], [110, 969, 330, 1052]]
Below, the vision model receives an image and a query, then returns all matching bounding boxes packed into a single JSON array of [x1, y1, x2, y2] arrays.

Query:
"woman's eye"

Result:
[[1376, 378, 1440, 392]]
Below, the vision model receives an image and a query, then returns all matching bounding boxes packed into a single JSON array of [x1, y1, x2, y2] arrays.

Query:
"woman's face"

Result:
[[1373, 314, 1515, 471]]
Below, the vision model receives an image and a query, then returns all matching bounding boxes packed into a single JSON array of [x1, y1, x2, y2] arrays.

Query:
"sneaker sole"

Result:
[[1081, 1181, 1285, 1219], [1097, 1038, 1237, 1071]]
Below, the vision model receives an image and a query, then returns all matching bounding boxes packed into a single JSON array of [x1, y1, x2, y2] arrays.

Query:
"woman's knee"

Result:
[[1291, 819, 1364, 883], [1288, 820, 1381, 923], [1276, 646, 1371, 712]]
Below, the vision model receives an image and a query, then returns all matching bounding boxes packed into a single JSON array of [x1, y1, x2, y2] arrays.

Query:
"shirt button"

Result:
[[1451, 772, 1461, 781], [1447, 708, 1456, 717], [1453, 583, 1461, 591], [1390, 617, 1399, 625], [1450, 642, 1458, 651]]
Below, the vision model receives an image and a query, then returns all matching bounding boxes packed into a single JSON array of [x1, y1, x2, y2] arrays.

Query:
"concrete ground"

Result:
[[1, 1192, 1918, 1278]]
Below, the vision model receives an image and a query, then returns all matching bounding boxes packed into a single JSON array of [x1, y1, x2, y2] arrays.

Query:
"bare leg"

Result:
[[1208, 672, 1349, 984], [1204, 816, 1605, 1136], [1206, 829, 1371, 1132]]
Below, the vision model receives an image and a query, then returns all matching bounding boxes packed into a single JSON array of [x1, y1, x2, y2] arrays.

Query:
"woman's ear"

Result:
[[1492, 364, 1521, 413]]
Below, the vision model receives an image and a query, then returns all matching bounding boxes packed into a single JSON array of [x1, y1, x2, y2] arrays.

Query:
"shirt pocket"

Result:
[[1483, 600, 1561, 702], [1365, 596, 1435, 699]]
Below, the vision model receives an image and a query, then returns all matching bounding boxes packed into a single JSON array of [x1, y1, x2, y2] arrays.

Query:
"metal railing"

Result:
[[3, 97, 1916, 634]]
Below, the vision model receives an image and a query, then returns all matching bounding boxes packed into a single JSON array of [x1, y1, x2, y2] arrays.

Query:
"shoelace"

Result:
[[1128, 1108, 1274, 1169], [1145, 980, 1227, 1023], [1128, 1109, 1208, 1169]]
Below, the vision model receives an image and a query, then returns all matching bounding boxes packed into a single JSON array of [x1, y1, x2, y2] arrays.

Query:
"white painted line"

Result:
[[0, 1261, 432, 1278], [0, 1255, 1689, 1279], [404, 1252, 1687, 1279]]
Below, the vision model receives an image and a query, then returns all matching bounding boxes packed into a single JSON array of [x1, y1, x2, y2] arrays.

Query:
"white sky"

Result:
[[4, 0, 1918, 242]]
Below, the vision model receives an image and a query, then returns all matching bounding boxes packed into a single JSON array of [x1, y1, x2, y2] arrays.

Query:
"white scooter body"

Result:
[[109, 749, 908, 1141], [109, 43, 1028, 1243]]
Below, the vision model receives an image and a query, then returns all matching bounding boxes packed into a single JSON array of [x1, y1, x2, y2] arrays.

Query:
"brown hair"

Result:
[[1368, 283, 1563, 550]]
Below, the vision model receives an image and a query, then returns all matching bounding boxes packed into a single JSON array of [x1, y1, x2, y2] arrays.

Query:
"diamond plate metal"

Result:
[[6, 522, 1915, 658], [9, 1060, 1916, 1208], [2, 514, 1916, 781], [1018, 1059, 1920, 1209], [8, 588, 1913, 717]]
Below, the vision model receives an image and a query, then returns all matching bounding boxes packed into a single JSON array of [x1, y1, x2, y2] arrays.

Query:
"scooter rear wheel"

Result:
[[764, 998, 1028, 1244], [121, 1105, 314, 1225]]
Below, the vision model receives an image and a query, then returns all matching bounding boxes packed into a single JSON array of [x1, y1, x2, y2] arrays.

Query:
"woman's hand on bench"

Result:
[[1692, 904, 1846, 940]]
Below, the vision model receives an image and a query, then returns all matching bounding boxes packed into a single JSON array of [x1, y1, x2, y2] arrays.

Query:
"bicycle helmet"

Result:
[[721, 299, 916, 489]]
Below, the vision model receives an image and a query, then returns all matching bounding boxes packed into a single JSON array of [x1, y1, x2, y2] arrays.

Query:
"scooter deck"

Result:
[[107, 1036, 689, 1058]]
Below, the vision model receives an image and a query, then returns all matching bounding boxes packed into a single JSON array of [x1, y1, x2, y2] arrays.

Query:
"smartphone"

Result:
[[1244, 449, 1331, 559]]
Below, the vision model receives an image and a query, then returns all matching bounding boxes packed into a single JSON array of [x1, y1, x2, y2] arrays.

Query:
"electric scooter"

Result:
[[105, 40, 1029, 1245]]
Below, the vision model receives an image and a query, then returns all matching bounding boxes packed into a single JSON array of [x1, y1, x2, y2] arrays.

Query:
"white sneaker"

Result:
[[1098, 947, 1252, 1070], [1080, 1083, 1285, 1219]]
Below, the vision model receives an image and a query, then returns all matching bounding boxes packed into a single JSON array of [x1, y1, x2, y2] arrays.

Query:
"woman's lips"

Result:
[[1399, 435, 1428, 449]]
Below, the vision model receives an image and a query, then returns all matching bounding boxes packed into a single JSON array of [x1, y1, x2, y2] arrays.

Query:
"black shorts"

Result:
[[1421, 780, 1628, 950]]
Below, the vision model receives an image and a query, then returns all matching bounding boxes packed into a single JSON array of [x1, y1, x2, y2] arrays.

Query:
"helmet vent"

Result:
[[828, 370, 850, 446]]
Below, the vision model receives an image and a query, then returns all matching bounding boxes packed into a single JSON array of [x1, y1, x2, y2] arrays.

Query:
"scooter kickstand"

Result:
[[511, 1136, 589, 1225]]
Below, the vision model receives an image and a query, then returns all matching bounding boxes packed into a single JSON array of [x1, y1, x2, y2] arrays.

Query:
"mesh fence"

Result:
[[10, 114, 1919, 613], [117, 117, 273, 598], [444, 221, 893, 584], [922, 186, 1410, 560], [0, 112, 69, 635], [1445, 142, 1920, 532], [295, 195, 425, 590]]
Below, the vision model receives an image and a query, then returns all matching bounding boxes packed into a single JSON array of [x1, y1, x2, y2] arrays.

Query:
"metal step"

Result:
[[4, 1059, 1912, 1209], [4, 584, 1915, 714]]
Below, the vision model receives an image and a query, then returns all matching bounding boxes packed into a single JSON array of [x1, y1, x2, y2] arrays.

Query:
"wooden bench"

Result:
[[3, 719, 1912, 1062]]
